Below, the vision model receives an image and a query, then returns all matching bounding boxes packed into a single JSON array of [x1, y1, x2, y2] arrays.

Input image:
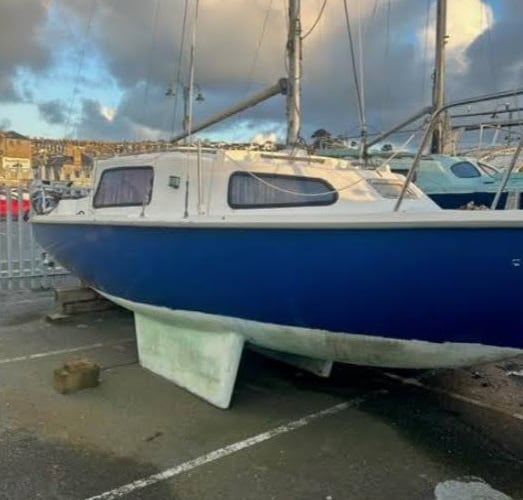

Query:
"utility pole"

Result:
[[286, 0, 302, 148], [430, 0, 447, 154]]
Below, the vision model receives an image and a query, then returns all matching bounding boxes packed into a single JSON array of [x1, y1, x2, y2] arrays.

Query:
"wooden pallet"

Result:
[[47, 286, 116, 320]]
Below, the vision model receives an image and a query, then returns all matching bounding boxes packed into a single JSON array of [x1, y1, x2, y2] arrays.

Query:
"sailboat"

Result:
[[320, 148, 523, 209], [317, 0, 523, 210], [32, 0, 523, 408]]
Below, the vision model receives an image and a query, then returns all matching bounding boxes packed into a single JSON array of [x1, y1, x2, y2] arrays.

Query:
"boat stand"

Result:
[[134, 313, 244, 409]]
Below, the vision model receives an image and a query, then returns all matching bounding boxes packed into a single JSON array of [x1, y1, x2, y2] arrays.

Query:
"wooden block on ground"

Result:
[[50, 285, 117, 317], [53, 359, 100, 394], [54, 287, 99, 304], [62, 298, 115, 315]]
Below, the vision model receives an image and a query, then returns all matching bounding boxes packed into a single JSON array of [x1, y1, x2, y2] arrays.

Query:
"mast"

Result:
[[430, 0, 447, 154], [286, 0, 302, 147], [183, 0, 200, 145]]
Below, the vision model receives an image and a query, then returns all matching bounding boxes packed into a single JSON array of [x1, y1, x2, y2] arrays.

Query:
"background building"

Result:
[[0, 131, 33, 183]]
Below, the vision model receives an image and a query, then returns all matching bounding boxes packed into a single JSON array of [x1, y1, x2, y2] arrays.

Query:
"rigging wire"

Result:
[[302, 0, 328, 40], [186, 0, 200, 141], [224, 152, 366, 196], [342, 0, 366, 148], [356, 0, 366, 142], [141, 0, 161, 132], [373, 129, 423, 170], [245, 0, 275, 95], [169, 0, 190, 135], [363, 0, 380, 39], [482, 2, 497, 93], [63, 0, 98, 138], [383, 0, 391, 110], [420, 0, 431, 105]]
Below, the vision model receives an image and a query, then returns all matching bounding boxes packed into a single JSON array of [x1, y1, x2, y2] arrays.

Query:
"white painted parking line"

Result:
[[383, 372, 523, 422], [85, 394, 378, 500], [0, 338, 135, 365]]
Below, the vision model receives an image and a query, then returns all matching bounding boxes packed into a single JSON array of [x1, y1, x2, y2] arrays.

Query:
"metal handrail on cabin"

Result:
[[392, 87, 523, 212]]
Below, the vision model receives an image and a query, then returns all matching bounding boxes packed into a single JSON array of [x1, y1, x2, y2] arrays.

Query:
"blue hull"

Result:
[[33, 222, 523, 349]]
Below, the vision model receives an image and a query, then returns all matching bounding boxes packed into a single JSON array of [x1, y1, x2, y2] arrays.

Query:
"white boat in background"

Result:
[[31, 1, 523, 408]]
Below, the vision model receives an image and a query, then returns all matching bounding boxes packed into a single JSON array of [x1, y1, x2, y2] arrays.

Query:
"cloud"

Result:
[[1, 0, 522, 141], [460, 0, 523, 96], [38, 99, 67, 124], [74, 98, 133, 140], [421, 0, 494, 75], [0, 118, 12, 130], [58, 0, 434, 139], [0, 0, 51, 102]]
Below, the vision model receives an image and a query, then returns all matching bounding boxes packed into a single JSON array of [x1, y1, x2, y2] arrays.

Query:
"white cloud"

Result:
[[100, 105, 116, 122], [251, 132, 277, 144], [421, 0, 494, 73]]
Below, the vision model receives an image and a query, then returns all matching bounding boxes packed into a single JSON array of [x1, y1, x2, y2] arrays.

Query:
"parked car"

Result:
[[0, 189, 31, 220]]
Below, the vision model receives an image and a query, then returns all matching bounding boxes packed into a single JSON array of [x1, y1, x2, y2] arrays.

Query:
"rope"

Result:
[[141, 0, 161, 131], [63, 0, 98, 138], [363, 0, 380, 39], [224, 153, 366, 197], [169, 0, 190, 135], [372, 130, 422, 171], [186, 0, 200, 142], [302, 0, 328, 40], [245, 0, 274, 95], [356, 0, 366, 140], [482, 3, 497, 92], [420, 0, 431, 104], [342, 0, 366, 144]]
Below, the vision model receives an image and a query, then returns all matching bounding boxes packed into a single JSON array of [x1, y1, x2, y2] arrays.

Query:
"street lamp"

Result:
[[165, 82, 205, 102]]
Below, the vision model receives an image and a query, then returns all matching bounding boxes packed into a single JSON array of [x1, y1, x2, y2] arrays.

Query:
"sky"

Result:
[[0, 0, 520, 144]]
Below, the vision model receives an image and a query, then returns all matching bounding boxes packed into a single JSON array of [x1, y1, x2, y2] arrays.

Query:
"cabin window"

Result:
[[228, 171, 338, 209], [367, 179, 419, 199], [450, 161, 481, 178], [93, 167, 154, 208]]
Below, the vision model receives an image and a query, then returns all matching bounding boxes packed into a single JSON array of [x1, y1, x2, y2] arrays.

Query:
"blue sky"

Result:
[[0, 0, 521, 143]]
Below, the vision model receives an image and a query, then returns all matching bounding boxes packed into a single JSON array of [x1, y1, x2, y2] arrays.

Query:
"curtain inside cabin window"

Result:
[[228, 172, 337, 208], [93, 167, 153, 208]]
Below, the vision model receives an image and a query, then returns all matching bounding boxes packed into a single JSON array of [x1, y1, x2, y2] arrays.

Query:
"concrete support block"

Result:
[[53, 359, 100, 394], [134, 313, 244, 409]]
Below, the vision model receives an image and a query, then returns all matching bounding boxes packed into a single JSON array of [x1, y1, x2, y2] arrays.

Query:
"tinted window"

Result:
[[228, 171, 338, 209], [93, 167, 153, 208], [450, 161, 481, 178]]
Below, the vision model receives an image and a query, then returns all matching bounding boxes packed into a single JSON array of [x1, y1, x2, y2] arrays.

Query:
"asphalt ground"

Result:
[[0, 289, 522, 500]]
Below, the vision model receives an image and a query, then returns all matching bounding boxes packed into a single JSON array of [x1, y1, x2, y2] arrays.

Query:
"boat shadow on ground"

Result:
[[246, 356, 523, 499]]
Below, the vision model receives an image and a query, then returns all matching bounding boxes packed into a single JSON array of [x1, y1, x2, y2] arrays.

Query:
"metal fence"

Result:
[[0, 185, 69, 290]]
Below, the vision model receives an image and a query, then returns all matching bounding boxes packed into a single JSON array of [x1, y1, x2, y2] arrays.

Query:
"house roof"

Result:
[[1, 130, 31, 140]]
